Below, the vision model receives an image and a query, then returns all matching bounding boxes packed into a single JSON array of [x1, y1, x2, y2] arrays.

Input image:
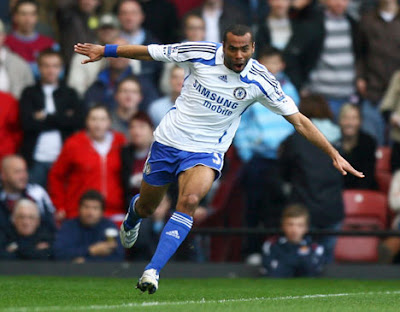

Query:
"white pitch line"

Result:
[[2, 290, 400, 312]]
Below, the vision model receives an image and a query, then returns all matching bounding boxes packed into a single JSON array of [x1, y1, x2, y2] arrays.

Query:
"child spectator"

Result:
[[53, 190, 124, 262], [19, 49, 83, 188], [5, 0, 59, 78], [0, 199, 54, 260], [262, 204, 325, 277], [48, 105, 126, 224]]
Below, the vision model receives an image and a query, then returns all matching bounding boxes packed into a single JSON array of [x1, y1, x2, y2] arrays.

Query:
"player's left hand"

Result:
[[332, 153, 365, 178], [74, 43, 104, 64]]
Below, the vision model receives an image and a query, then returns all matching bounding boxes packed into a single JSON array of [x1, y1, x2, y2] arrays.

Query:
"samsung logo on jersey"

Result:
[[193, 80, 239, 109]]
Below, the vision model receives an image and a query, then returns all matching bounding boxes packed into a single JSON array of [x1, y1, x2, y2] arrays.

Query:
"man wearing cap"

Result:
[[0, 19, 34, 99], [67, 14, 120, 98]]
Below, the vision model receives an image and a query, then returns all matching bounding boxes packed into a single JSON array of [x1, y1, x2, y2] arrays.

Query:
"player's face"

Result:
[[223, 32, 255, 73], [1, 158, 28, 192], [129, 119, 153, 149], [118, 1, 145, 33], [39, 55, 62, 85], [282, 216, 308, 244], [14, 3, 38, 34], [258, 55, 285, 75], [184, 16, 205, 42], [86, 108, 111, 141], [169, 67, 184, 94], [339, 107, 361, 138], [115, 80, 142, 111], [79, 200, 103, 227], [325, 0, 349, 16], [13, 205, 40, 237]]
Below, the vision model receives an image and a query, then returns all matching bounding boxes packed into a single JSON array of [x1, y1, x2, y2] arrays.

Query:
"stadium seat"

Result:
[[375, 147, 391, 173], [342, 190, 388, 227], [335, 190, 388, 262], [375, 171, 392, 195]]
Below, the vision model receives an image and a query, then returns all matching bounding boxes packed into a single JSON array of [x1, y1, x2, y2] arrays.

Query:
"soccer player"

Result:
[[74, 24, 364, 294]]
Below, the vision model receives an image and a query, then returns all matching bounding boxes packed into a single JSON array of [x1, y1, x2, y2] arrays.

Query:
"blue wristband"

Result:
[[104, 44, 119, 58]]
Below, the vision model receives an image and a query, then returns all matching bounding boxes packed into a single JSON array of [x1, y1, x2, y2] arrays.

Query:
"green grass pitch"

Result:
[[1, 276, 400, 312]]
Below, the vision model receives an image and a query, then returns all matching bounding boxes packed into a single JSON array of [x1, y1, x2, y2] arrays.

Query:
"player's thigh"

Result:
[[176, 165, 215, 214], [137, 180, 170, 214]]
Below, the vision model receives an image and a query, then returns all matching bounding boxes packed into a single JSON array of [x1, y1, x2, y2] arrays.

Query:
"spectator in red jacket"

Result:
[[0, 92, 22, 165], [48, 105, 126, 224], [5, 0, 59, 78]]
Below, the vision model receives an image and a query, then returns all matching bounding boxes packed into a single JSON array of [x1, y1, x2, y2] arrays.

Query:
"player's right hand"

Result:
[[74, 43, 105, 64]]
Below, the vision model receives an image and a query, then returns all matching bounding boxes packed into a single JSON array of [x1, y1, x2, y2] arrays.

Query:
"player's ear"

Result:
[[252, 42, 255, 53]]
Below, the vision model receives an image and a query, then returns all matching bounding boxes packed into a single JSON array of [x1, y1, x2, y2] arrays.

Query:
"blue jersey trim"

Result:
[[187, 43, 222, 66], [240, 75, 273, 101]]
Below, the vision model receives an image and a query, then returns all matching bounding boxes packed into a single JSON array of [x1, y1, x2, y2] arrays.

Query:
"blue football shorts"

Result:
[[142, 141, 224, 186]]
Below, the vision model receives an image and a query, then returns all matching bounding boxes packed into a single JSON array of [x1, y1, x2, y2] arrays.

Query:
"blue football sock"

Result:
[[124, 194, 142, 230], [145, 212, 193, 273]]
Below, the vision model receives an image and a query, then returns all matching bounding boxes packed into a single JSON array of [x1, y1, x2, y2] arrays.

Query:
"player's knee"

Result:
[[178, 194, 200, 213]]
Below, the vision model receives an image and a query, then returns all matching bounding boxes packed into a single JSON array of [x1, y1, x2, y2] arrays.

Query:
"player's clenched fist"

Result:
[[74, 43, 105, 64]]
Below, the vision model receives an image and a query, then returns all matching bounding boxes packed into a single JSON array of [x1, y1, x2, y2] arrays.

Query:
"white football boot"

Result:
[[119, 195, 142, 248], [136, 269, 159, 294]]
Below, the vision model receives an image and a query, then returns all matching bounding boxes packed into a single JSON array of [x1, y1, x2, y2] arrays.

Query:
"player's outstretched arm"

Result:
[[284, 112, 365, 178], [74, 43, 153, 64]]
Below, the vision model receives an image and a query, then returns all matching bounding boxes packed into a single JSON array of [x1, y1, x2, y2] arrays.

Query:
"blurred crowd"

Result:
[[1, 0, 400, 274]]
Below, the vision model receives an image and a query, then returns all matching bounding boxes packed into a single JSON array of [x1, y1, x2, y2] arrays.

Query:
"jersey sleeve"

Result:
[[254, 73, 299, 116], [148, 41, 220, 64]]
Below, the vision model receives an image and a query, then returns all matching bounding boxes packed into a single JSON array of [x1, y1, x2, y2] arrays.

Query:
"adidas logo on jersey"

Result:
[[166, 230, 180, 239], [218, 75, 228, 83]]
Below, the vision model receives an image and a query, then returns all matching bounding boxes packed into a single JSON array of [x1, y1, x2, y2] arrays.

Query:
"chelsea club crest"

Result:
[[233, 87, 246, 100]]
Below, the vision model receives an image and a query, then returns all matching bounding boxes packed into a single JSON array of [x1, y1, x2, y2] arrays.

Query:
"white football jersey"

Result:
[[148, 42, 298, 154]]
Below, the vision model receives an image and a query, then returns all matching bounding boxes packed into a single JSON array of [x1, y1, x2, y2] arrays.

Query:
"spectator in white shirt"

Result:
[[19, 49, 82, 188]]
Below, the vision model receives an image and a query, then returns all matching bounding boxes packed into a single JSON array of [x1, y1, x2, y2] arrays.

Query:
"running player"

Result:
[[74, 24, 364, 294]]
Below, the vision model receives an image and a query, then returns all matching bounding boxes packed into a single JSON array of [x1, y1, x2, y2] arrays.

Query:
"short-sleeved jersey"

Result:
[[148, 42, 298, 154]]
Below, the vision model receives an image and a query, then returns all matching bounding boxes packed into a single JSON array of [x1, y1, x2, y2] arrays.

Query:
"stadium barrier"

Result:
[[192, 228, 400, 237]]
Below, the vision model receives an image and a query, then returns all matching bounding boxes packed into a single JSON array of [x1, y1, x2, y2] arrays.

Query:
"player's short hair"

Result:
[[258, 46, 283, 61], [86, 104, 112, 121], [281, 204, 309, 224], [299, 94, 333, 120], [116, 75, 142, 94], [223, 24, 254, 43], [115, 0, 143, 14], [338, 103, 362, 122], [79, 190, 105, 210], [37, 48, 63, 65], [13, 0, 39, 15], [129, 111, 154, 129]]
